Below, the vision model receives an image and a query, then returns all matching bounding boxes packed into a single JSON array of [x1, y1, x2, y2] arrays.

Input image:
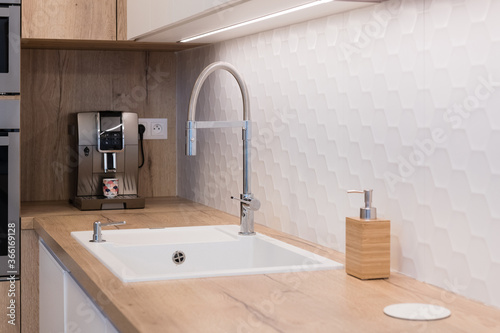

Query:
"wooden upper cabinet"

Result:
[[22, 0, 117, 40]]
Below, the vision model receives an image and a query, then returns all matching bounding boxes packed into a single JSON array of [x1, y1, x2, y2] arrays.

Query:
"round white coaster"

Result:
[[383, 303, 451, 321]]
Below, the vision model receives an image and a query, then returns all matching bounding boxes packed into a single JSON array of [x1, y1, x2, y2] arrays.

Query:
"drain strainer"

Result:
[[172, 251, 186, 265]]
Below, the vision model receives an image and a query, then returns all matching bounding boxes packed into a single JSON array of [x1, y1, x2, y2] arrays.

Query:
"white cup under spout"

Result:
[[103, 178, 119, 198]]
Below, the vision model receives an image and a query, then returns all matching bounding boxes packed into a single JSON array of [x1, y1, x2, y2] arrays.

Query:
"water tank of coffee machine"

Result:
[[73, 111, 145, 210]]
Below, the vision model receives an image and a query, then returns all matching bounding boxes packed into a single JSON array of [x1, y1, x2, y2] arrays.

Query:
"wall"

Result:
[[177, 0, 500, 308], [21, 49, 176, 201]]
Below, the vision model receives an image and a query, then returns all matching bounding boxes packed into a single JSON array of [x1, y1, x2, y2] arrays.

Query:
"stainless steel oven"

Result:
[[0, 0, 20, 94], [0, 99, 19, 279]]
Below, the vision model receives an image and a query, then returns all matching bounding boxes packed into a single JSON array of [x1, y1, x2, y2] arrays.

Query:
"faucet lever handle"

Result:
[[231, 195, 261, 211]]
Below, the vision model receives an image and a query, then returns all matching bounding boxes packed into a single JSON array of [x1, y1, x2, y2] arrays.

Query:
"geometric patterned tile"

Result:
[[177, 0, 500, 308]]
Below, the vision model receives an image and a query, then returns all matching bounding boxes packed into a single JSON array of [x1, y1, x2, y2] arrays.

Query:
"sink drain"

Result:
[[172, 251, 186, 265]]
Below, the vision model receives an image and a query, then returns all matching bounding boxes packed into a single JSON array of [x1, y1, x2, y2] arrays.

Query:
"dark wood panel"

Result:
[[21, 49, 177, 201]]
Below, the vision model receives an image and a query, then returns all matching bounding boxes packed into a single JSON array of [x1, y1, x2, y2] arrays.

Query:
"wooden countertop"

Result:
[[25, 197, 500, 332]]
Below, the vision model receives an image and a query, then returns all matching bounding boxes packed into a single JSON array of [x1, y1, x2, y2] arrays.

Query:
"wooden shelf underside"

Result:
[[21, 38, 206, 52]]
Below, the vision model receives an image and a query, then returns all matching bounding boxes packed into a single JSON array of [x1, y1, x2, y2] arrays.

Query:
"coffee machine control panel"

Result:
[[97, 112, 124, 152]]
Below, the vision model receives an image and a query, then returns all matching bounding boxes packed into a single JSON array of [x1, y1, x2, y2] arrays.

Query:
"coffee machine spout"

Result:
[[103, 152, 117, 173]]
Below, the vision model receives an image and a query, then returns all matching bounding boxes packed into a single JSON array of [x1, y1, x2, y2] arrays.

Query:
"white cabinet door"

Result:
[[65, 275, 108, 333], [127, 0, 375, 43], [106, 320, 120, 333], [39, 240, 120, 333], [39, 240, 66, 333], [128, 0, 236, 40]]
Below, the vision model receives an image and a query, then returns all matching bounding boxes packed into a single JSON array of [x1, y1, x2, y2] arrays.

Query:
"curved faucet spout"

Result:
[[185, 61, 257, 235], [187, 62, 250, 122]]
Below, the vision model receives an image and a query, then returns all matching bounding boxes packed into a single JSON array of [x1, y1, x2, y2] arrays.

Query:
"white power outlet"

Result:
[[151, 122, 164, 136], [138, 118, 168, 140]]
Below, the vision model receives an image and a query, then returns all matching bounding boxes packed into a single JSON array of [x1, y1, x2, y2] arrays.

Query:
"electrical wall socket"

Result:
[[138, 118, 168, 140]]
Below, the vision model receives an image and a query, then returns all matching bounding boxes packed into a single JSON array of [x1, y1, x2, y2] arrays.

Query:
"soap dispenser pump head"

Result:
[[347, 189, 377, 220]]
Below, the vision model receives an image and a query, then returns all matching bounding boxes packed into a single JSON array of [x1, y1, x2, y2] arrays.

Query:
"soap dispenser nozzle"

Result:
[[347, 189, 377, 220]]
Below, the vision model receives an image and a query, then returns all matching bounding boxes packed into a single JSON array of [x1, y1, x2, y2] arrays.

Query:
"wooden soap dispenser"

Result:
[[345, 189, 390, 280]]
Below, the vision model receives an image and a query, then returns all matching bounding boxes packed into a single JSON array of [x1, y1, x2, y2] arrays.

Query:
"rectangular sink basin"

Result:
[[71, 225, 343, 282]]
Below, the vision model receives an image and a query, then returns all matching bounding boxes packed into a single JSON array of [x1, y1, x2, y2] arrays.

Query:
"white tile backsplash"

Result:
[[176, 0, 500, 308]]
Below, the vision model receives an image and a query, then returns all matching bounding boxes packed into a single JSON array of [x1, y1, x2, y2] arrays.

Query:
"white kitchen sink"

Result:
[[71, 225, 343, 282]]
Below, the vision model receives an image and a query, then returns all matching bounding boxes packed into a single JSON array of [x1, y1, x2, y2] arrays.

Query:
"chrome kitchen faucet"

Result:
[[185, 61, 260, 235]]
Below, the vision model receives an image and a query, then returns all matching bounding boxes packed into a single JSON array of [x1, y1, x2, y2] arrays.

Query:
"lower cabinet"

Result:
[[39, 240, 118, 333], [39, 240, 65, 332], [0, 280, 20, 333]]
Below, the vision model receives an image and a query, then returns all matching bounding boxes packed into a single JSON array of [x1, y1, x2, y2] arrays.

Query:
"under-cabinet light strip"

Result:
[[179, 0, 334, 43]]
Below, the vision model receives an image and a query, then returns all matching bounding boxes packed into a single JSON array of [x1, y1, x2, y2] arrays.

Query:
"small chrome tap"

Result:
[[89, 220, 126, 243]]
